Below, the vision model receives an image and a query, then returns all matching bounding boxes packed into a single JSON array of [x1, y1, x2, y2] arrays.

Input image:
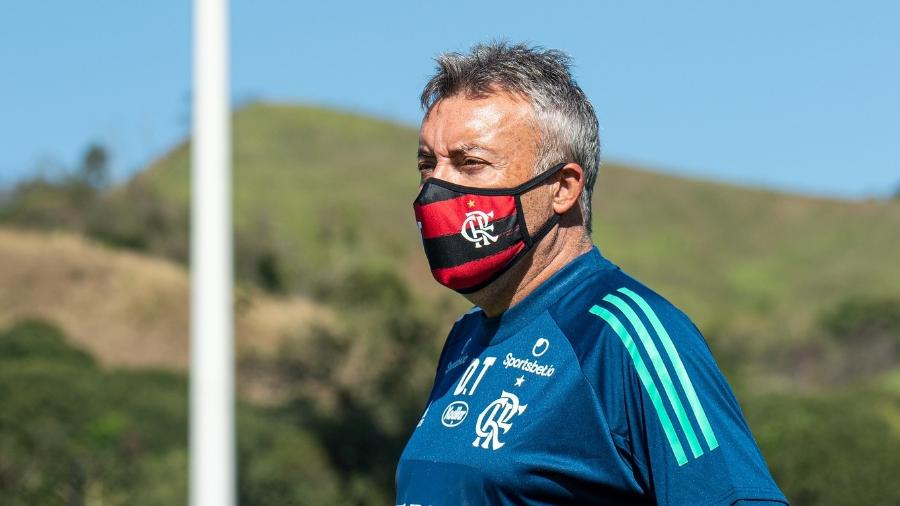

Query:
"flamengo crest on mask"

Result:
[[461, 210, 498, 248]]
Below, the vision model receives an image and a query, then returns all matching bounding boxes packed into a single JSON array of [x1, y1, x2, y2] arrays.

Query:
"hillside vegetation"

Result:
[[0, 227, 331, 370], [2, 101, 899, 504], [136, 102, 900, 374], [0, 319, 345, 506]]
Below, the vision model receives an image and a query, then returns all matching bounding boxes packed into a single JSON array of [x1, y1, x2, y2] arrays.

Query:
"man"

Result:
[[396, 42, 788, 506]]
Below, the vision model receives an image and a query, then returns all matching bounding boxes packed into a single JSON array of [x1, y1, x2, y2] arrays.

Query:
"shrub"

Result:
[[746, 387, 900, 505], [0, 318, 94, 367]]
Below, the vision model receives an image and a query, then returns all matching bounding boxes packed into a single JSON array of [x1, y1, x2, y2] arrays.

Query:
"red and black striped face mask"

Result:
[[413, 163, 565, 294]]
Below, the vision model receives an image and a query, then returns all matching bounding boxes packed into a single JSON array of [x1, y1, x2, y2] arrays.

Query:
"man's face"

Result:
[[417, 91, 540, 190], [417, 91, 557, 237]]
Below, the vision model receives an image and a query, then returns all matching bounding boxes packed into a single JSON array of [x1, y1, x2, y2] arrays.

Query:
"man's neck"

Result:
[[467, 226, 593, 317]]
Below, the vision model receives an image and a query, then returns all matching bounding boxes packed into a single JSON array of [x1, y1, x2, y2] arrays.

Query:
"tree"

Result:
[[77, 143, 109, 190]]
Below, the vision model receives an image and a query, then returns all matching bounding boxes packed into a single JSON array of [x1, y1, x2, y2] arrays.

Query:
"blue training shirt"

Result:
[[396, 247, 788, 505]]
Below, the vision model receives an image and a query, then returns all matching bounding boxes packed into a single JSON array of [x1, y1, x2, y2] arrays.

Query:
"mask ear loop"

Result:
[[515, 195, 532, 248], [529, 212, 562, 246], [515, 163, 566, 248]]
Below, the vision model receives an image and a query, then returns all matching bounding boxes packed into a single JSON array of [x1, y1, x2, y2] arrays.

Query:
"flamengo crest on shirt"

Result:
[[473, 390, 527, 450], [461, 210, 498, 248]]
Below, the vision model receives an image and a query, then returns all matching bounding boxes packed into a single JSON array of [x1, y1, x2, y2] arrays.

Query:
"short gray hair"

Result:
[[420, 41, 601, 233]]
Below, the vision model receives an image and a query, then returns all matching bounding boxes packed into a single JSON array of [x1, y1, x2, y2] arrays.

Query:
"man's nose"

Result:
[[431, 161, 457, 183]]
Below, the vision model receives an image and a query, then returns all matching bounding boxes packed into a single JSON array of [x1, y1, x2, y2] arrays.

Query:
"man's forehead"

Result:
[[418, 93, 534, 153]]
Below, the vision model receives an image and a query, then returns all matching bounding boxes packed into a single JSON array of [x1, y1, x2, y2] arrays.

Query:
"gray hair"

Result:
[[420, 41, 601, 233]]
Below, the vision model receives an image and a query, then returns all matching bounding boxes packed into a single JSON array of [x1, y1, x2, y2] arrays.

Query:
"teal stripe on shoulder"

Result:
[[589, 304, 689, 466], [603, 293, 704, 459], [617, 287, 719, 451]]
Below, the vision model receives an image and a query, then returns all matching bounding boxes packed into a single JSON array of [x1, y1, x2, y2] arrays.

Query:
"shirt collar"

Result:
[[476, 245, 617, 345]]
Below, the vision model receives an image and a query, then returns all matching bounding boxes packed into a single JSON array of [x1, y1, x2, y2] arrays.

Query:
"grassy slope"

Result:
[[0, 227, 331, 370], [139, 102, 900, 349], [595, 164, 900, 347], [4, 102, 896, 504]]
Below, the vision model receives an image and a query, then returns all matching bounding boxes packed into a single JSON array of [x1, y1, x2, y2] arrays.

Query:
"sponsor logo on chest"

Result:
[[445, 338, 473, 374], [445, 354, 468, 373], [502, 352, 555, 377], [441, 401, 469, 428]]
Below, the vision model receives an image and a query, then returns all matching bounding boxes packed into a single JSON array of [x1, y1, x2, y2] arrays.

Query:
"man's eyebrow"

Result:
[[450, 143, 495, 156], [416, 143, 496, 158]]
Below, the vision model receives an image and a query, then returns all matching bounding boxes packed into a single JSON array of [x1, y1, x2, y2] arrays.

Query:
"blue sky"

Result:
[[3, 1, 898, 197]]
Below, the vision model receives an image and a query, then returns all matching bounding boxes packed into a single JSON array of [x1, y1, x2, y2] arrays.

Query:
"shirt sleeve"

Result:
[[590, 287, 789, 506]]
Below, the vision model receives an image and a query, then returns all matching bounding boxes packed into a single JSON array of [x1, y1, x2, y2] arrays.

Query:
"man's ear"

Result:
[[552, 163, 584, 215]]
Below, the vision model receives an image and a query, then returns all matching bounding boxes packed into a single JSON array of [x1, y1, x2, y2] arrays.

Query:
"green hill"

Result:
[[4, 101, 900, 504], [135, 102, 900, 364], [130, 102, 900, 503]]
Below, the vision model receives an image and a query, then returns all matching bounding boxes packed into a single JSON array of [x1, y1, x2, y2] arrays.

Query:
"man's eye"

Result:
[[418, 162, 434, 172], [462, 158, 484, 167]]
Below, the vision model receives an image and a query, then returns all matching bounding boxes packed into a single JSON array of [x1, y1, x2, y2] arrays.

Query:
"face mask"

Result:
[[413, 163, 565, 293]]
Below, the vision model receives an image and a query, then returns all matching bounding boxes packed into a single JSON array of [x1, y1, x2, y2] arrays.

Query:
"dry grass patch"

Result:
[[0, 227, 330, 370]]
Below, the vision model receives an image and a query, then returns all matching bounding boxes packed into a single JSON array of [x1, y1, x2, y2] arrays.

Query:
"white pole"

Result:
[[190, 0, 234, 505]]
